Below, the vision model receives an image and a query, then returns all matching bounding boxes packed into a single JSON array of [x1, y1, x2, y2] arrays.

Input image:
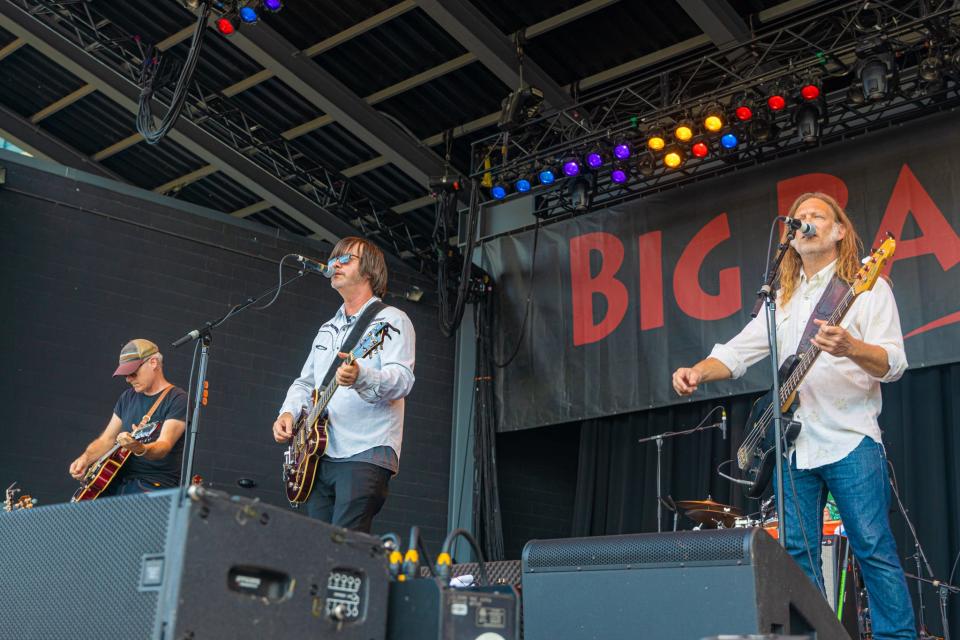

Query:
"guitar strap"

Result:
[[794, 274, 850, 357], [319, 300, 387, 390], [136, 384, 174, 429]]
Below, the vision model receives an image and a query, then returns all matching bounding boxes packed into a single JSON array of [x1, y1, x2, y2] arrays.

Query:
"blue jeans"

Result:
[[776, 436, 915, 639]]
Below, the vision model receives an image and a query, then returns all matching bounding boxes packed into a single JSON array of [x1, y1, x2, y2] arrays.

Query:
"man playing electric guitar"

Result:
[[69, 339, 187, 496], [272, 237, 415, 533], [671, 193, 914, 639]]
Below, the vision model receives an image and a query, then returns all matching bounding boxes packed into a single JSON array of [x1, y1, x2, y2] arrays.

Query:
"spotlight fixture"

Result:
[[263, 0, 283, 11], [216, 16, 236, 35], [239, 6, 258, 23], [646, 127, 666, 152], [794, 98, 826, 144], [734, 104, 753, 122], [490, 182, 507, 200], [767, 92, 786, 112], [637, 152, 656, 177], [567, 176, 593, 212], [919, 55, 942, 83], [562, 157, 582, 177], [674, 119, 694, 142], [690, 137, 709, 159], [700, 103, 725, 133], [515, 175, 532, 193], [610, 161, 629, 184], [855, 40, 898, 102], [537, 164, 557, 185], [800, 81, 820, 101], [613, 139, 632, 161], [720, 131, 739, 149], [585, 147, 605, 169], [748, 114, 778, 144], [663, 145, 685, 169]]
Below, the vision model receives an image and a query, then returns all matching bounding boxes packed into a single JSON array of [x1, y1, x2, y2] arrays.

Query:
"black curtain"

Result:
[[572, 362, 960, 636]]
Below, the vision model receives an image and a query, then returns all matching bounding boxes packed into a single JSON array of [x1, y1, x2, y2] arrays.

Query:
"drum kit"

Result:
[[673, 495, 828, 538]]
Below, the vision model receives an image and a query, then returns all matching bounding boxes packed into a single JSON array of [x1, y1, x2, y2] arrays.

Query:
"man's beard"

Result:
[[791, 223, 841, 256]]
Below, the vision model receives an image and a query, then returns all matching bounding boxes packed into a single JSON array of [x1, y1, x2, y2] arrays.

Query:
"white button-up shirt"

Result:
[[279, 296, 416, 461], [709, 260, 907, 469]]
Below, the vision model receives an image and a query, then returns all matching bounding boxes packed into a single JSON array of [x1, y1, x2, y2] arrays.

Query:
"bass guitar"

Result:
[[71, 423, 160, 502], [736, 234, 896, 498], [283, 321, 395, 505]]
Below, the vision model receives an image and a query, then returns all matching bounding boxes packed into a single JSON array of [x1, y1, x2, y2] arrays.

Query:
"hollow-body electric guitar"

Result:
[[736, 235, 896, 498], [283, 321, 395, 505], [71, 423, 159, 502]]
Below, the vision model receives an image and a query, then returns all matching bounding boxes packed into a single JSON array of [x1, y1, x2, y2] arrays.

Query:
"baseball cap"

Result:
[[113, 339, 159, 377]]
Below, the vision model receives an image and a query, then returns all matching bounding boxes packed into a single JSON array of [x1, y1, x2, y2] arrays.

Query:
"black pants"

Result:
[[304, 460, 391, 533]]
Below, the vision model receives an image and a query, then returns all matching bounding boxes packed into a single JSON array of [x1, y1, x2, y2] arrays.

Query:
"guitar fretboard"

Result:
[[777, 285, 856, 407]]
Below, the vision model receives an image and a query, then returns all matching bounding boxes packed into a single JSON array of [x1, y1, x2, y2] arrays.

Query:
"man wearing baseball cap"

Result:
[[68, 339, 188, 496]]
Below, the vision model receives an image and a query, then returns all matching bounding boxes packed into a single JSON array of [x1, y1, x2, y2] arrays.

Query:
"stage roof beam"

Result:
[[0, 1, 355, 245], [415, 0, 572, 109]]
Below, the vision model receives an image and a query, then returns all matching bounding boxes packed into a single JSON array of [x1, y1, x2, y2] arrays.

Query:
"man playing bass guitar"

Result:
[[671, 193, 914, 639], [272, 237, 415, 533], [69, 339, 187, 496]]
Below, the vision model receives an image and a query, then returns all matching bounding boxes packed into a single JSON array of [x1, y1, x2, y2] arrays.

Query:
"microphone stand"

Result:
[[638, 411, 725, 533], [751, 223, 798, 547], [889, 468, 955, 640], [171, 268, 310, 505]]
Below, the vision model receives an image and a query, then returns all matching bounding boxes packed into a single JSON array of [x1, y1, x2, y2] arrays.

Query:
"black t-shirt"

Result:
[[112, 386, 188, 487]]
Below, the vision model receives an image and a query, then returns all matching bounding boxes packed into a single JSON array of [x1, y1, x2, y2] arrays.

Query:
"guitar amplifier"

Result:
[[0, 488, 390, 640], [386, 578, 520, 640]]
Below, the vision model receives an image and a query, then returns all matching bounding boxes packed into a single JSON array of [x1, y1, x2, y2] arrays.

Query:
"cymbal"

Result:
[[675, 499, 742, 515], [685, 508, 740, 529]]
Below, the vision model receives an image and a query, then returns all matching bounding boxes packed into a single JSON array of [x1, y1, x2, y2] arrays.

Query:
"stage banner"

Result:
[[484, 111, 960, 432]]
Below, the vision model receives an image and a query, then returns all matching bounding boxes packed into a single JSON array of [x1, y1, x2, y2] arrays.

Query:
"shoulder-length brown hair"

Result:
[[778, 192, 863, 306], [330, 236, 388, 298]]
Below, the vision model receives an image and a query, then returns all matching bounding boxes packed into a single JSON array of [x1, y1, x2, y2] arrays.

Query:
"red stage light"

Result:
[[216, 17, 235, 35], [767, 94, 786, 111], [800, 84, 820, 100], [691, 140, 709, 158], [735, 106, 753, 121]]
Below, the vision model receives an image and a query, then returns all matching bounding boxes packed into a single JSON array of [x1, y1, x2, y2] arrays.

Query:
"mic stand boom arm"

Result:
[[171, 267, 310, 506]]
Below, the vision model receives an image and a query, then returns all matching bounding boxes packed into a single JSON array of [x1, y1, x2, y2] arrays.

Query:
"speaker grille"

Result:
[[0, 492, 174, 640], [523, 529, 752, 570]]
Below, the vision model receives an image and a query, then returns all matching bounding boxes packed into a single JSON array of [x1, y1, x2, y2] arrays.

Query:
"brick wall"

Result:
[[0, 157, 454, 548]]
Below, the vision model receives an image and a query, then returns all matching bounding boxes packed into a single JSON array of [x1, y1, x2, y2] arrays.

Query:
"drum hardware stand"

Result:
[[889, 467, 956, 639], [638, 407, 725, 533]]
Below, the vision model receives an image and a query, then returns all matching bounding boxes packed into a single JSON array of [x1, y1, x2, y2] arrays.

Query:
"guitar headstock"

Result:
[[852, 233, 896, 296], [353, 321, 398, 360]]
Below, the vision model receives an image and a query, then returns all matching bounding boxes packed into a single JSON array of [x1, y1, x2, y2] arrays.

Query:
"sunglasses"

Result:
[[329, 254, 360, 265]]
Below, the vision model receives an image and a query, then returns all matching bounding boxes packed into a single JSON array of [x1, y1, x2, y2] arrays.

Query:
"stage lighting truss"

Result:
[[200, 0, 284, 36], [471, 0, 960, 219], [20, 0, 430, 269]]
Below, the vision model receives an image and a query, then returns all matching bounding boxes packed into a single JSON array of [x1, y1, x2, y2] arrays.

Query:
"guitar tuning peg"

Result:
[[861, 256, 870, 264]]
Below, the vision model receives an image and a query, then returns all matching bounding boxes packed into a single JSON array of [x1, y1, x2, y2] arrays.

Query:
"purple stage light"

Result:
[[613, 143, 631, 160], [586, 152, 603, 168], [263, 0, 283, 11], [611, 168, 628, 183], [563, 160, 581, 177]]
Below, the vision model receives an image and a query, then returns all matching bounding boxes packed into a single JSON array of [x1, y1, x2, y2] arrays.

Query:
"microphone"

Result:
[[171, 329, 200, 348], [721, 408, 727, 440], [296, 255, 334, 278], [780, 216, 816, 238]]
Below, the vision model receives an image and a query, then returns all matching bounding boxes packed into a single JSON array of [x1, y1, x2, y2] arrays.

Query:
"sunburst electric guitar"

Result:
[[736, 234, 896, 498], [283, 321, 395, 505], [71, 423, 160, 502]]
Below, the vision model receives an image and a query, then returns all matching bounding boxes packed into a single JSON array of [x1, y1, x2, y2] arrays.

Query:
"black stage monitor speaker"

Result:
[[0, 488, 390, 640], [521, 528, 850, 640]]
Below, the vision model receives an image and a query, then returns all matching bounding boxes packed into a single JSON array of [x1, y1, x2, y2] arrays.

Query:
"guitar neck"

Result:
[[307, 353, 356, 422], [779, 286, 856, 403]]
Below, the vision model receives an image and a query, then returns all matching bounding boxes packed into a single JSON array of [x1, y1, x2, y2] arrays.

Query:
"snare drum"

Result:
[[762, 519, 843, 539]]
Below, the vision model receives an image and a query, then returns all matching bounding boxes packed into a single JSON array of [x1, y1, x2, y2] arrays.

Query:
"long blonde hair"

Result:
[[778, 193, 863, 306]]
